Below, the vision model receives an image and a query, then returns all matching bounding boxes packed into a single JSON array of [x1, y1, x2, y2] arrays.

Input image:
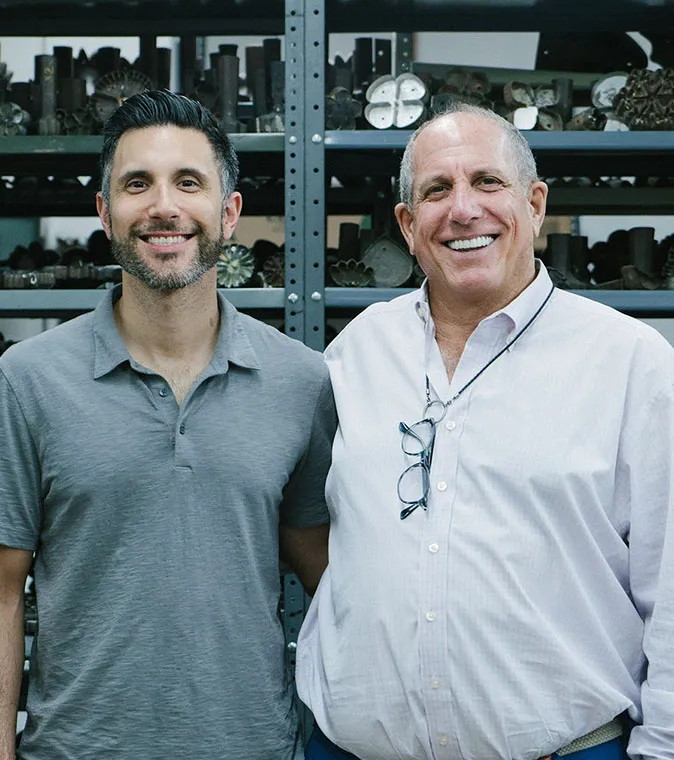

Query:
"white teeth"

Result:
[[446, 235, 495, 251], [146, 235, 188, 246]]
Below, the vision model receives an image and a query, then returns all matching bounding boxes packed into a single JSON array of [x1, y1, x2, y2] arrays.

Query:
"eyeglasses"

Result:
[[396, 401, 448, 520]]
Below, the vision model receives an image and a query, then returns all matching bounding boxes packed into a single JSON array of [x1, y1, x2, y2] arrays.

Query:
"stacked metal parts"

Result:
[[543, 228, 674, 291], [0, 37, 289, 136], [0, 38, 290, 290]]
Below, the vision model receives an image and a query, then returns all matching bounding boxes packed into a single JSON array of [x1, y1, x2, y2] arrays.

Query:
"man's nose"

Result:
[[147, 184, 180, 219], [448, 184, 482, 225]]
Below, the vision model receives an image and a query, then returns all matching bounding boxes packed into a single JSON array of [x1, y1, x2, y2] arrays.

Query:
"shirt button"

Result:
[[179, 424, 186, 435], [437, 481, 447, 491], [445, 420, 456, 431], [429, 543, 439, 553], [431, 678, 441, 689], [425, 611, 436, 622], [439, 735, 449, 746], [158, 388, 169, 397]]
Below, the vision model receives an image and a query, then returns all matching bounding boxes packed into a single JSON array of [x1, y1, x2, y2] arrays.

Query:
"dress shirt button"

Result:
[[431, 677, 441, 689], [437, 481, 447, 492], [429, 543, 439, 553], [445, 420, 456, 431], [179, 424, 186, 435], [425, 611, 436, 622], [158, 387, 169, 397], [438, 735, 449, 746]]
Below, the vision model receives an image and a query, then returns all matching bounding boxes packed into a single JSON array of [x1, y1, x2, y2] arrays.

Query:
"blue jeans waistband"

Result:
[[304, 726, 627, 760]]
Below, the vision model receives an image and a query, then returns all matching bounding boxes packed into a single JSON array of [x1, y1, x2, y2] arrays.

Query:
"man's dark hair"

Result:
[[99, 89, 239, 204]]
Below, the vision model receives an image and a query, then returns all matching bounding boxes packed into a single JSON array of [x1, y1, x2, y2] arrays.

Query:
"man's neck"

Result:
[[114, 270, 220, 365], [428, 267, 537, 349]]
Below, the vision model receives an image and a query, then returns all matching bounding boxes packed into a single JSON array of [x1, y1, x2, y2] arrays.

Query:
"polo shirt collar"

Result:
[[92, 285, 261, 379]]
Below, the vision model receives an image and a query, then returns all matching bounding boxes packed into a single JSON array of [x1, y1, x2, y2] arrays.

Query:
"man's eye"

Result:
[[479, 177, 501, 188], [180, 178, 200, 189], [427, 185, 447, 196], [126, 180, 146, 191]]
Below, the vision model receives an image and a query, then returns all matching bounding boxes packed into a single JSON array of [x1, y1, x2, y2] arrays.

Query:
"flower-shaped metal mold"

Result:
[[217, 243, 256, 288], [329, 259, 374, 287]]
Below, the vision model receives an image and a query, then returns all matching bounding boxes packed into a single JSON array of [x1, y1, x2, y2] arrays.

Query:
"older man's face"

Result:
[[395, 113, 547, 313]]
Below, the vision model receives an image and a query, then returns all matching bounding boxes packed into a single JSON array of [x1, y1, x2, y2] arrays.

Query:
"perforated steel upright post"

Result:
[[282, 0, 312, 743], [303, 0, 326, 350], [285, 0, 305, 344]]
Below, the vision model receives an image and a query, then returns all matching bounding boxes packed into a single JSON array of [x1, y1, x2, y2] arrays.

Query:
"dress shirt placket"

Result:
[[420, 317, 514, 759]]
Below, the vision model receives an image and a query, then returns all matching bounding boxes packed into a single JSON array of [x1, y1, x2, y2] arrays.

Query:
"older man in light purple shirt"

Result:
[[297, 104, 674, 760]]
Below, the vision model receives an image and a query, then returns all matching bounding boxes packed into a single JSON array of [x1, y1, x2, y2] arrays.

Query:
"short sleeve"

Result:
[[279, 369, 336, 528], [0, 368, 41, 549]]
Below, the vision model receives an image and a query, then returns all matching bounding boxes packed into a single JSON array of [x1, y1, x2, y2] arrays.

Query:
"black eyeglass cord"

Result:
[[425, 282, 556, 411]]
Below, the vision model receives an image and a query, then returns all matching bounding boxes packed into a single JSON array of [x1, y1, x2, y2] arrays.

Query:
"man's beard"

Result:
[[110, 222, 224, 291]]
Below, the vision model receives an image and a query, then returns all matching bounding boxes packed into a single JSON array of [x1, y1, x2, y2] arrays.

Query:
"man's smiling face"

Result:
[[395, 113, 548, 313], [97, 124, 240, 291]]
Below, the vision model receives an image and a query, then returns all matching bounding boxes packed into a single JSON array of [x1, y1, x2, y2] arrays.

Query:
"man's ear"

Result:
[[222, 191, 243, 241], [96, 192, 112, 239], [394, 201, 415, 256], [528, 180, 548, 238]]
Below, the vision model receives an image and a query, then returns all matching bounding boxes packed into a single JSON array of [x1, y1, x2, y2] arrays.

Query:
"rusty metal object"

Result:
[[90, 69, 153, 124], [613, 68, 674, 130], [35, 55, 60, 135], [325, 86, 362, 130]]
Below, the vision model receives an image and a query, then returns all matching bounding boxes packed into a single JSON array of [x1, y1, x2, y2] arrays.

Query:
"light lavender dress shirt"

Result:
[[297, 265, 674, 760]]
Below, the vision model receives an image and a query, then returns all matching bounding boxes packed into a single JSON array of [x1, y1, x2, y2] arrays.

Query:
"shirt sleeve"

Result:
[[624, 356, 674, 759], [279, 368, 336, 528], [0, 368, 41, 550]]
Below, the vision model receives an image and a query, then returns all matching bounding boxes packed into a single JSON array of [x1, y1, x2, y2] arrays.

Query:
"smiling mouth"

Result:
[[444, 235, 497, 251], [138, 233, 195, 247]]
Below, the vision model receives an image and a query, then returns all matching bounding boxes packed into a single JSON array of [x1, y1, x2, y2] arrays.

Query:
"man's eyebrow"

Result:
[[175, 167, 210, 182], [116, 167, 211, 186], [117, 169, 151, 186]]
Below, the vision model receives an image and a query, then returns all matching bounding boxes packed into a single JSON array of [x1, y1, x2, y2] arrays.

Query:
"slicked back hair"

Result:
[[99, 89, 239, 205], [398, 103, 539, 209]]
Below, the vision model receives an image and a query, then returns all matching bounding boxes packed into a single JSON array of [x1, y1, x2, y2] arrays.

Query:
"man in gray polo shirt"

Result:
[[0, 91, 335, 760]]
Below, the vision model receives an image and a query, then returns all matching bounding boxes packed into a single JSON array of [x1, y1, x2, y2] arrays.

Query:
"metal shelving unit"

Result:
[[0, 8, 292, 318], [0, 288, 285, 316], [0, 0, 286, 36], [325, 287, 674, 316], [301, 4, 674, 325], [324, 0, 674, 34]]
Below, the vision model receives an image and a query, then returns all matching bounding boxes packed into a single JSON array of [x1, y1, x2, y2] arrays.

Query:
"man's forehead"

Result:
[[112, 126, 216, 171], [413, 114, 514, 173]]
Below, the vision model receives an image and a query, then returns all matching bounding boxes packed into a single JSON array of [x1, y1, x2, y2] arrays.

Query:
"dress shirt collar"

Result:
[[92, 284, 261, 379], [414, 259, 553, 335]]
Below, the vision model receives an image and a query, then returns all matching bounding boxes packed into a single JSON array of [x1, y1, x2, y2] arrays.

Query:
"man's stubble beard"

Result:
[[110, 222, 224, 291]]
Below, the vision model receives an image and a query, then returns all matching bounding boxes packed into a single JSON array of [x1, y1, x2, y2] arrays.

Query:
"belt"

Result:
[[557, 718, 624, 756]]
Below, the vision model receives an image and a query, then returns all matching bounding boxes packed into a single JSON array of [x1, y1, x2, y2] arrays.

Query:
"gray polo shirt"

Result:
[[0, 286, 335, 760]]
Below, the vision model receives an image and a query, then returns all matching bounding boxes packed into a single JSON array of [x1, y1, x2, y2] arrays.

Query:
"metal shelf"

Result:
[[0, 134, 284, 155], [325, 287, 674, 315], [0, 288, 284, 316], [0, 134, 285, 176], [325, 0, 674, 33], [0, 184, 284, 218], [325, 130, 674, 152], [323, 185, 674, 216], [0, 0, 285, 36], [325, 130, 674, 179]]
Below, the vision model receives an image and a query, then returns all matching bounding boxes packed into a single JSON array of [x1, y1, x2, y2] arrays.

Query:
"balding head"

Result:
[[399, 104, 539, 209]]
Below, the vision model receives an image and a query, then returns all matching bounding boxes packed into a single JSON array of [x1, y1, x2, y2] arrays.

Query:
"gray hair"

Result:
[[398, 103, 539, 209]]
